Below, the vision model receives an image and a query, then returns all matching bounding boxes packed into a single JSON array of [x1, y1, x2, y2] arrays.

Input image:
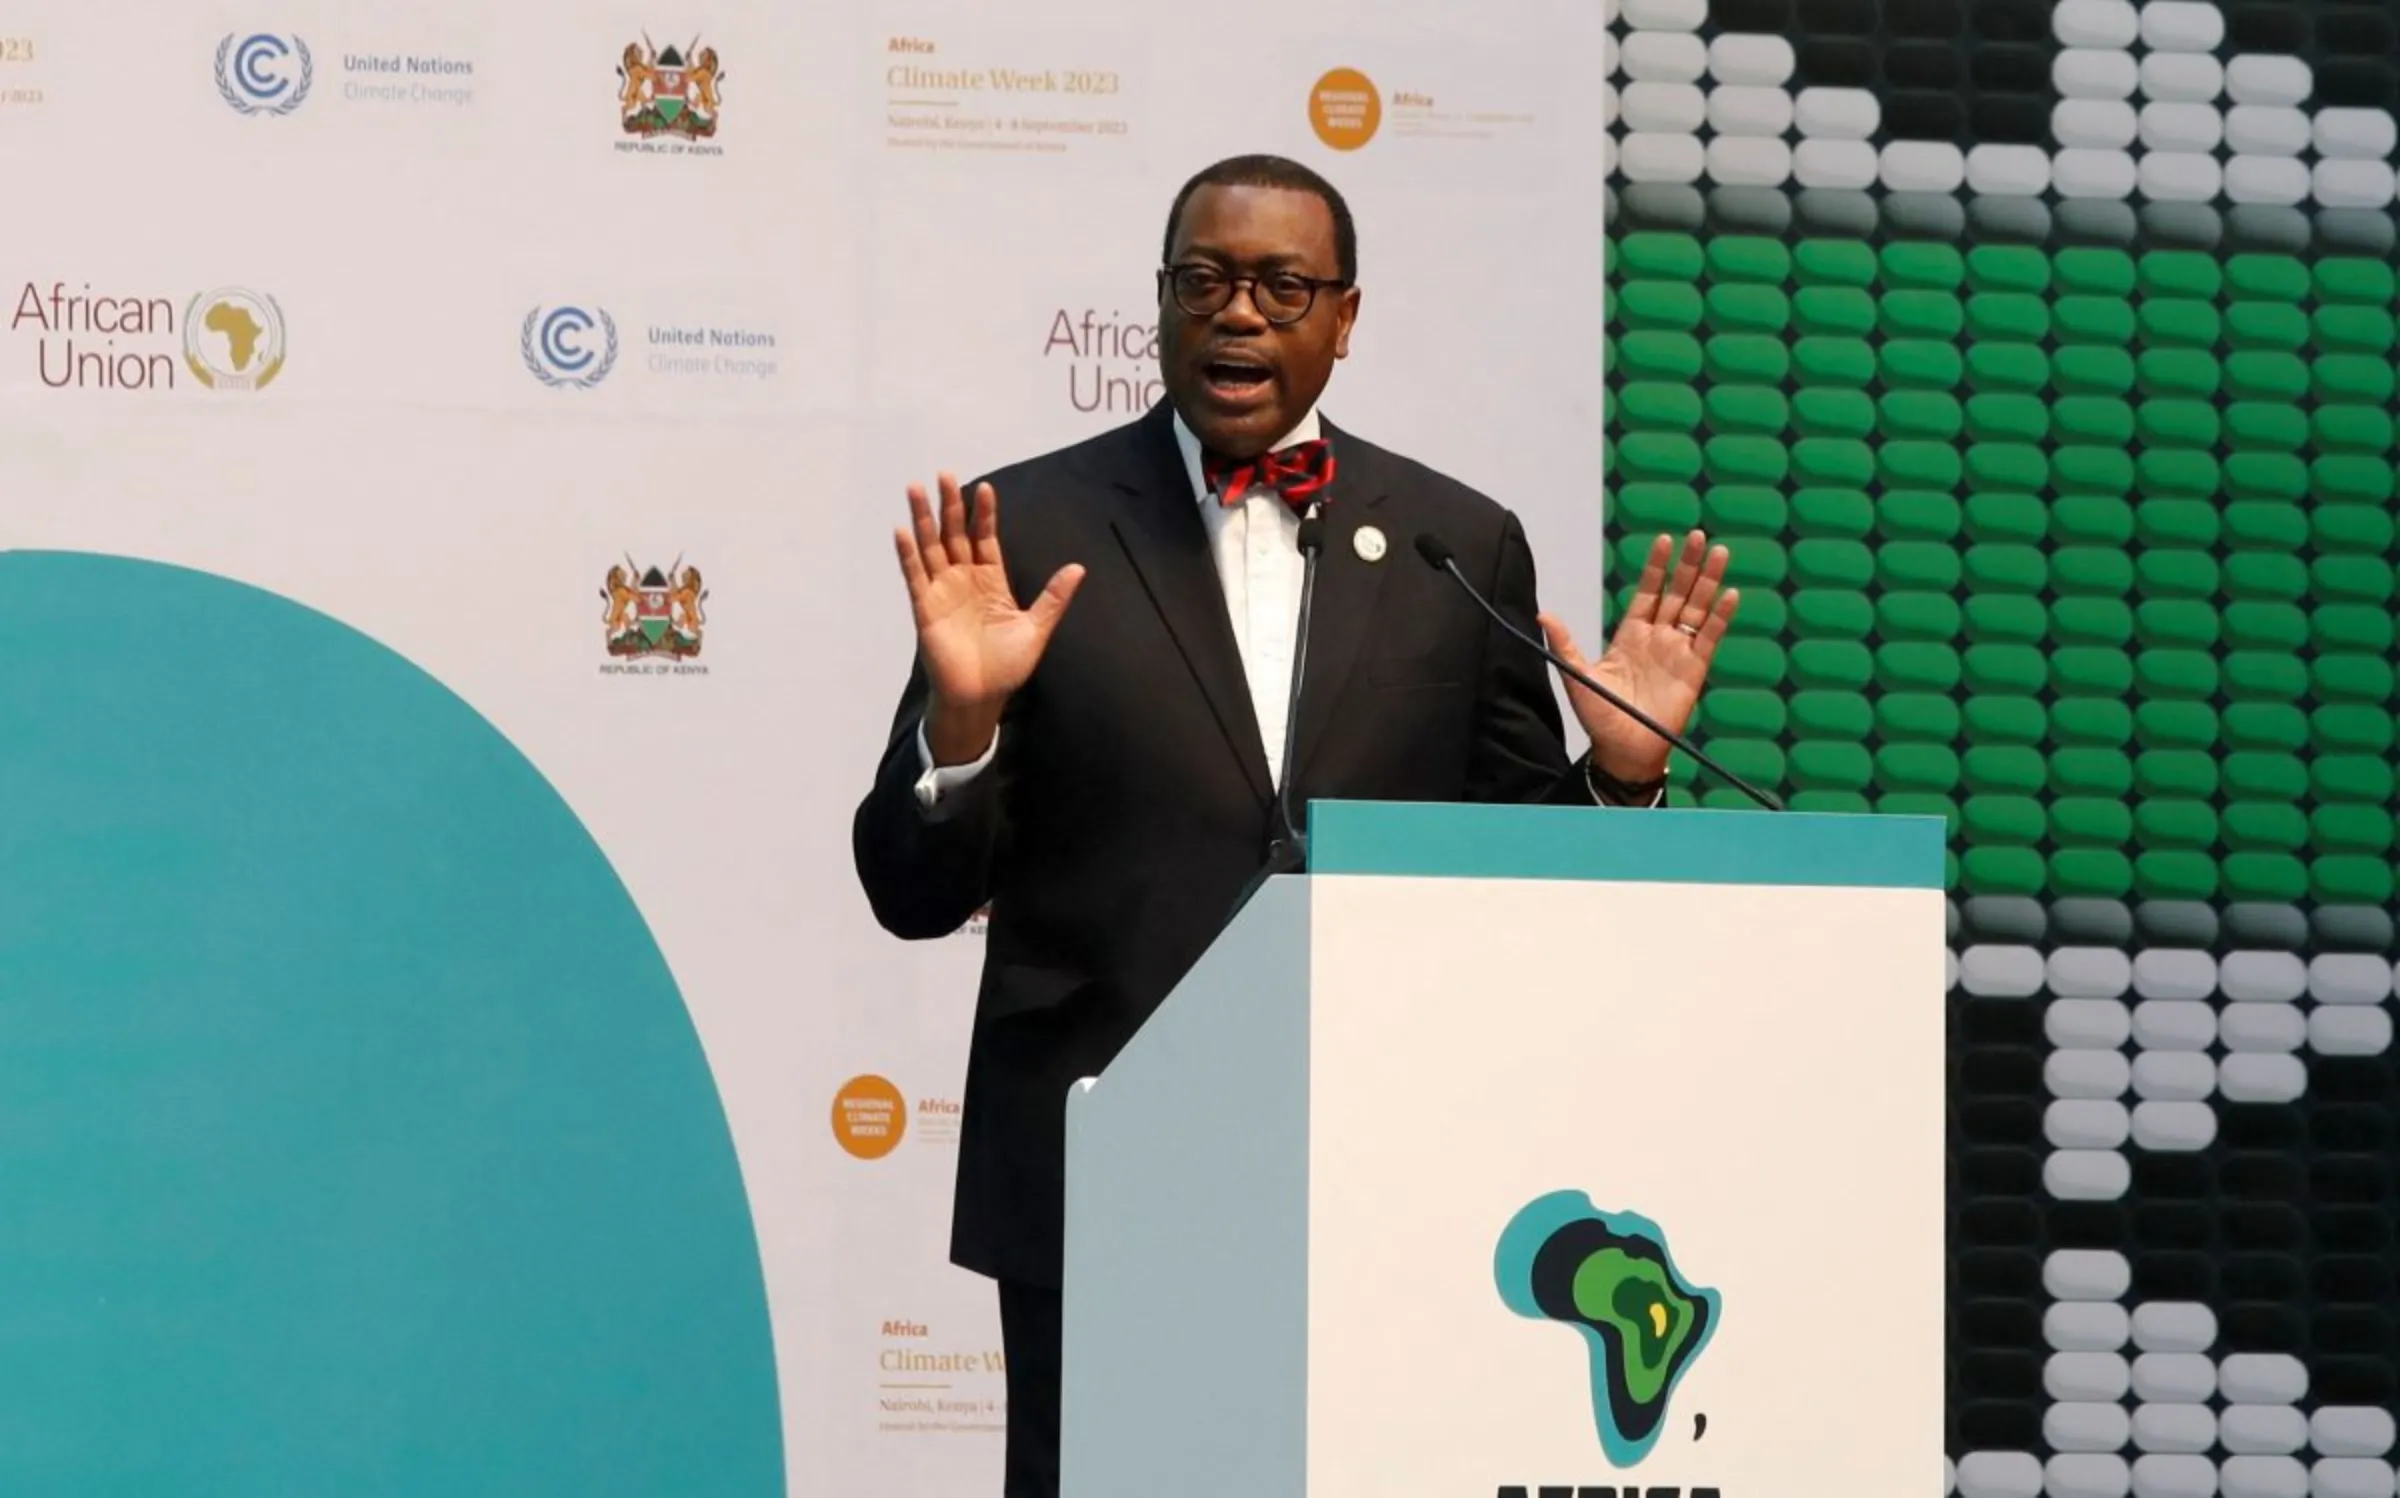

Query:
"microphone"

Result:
[[1225, 504, 1329, 923], [1412, 532, 1784, 812], [1274, 510, 1328, 859]]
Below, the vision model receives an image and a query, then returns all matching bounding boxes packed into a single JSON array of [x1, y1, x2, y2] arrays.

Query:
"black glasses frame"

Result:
[[1158, 263, 1350, 325]]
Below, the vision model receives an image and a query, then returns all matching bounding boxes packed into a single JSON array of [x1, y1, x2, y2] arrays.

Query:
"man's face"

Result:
[[1158, 183, 1359, 458]]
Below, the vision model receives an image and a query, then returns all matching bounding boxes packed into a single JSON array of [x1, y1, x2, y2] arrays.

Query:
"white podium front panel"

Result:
[[1306, 872, 1944, 1496]]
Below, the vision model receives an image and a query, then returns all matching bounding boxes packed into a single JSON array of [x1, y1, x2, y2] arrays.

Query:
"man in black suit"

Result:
[[853, 154, 1738, 1498]]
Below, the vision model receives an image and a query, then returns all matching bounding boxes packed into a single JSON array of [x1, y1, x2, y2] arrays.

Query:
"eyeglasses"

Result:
[[1158, 263, 1348, 326]]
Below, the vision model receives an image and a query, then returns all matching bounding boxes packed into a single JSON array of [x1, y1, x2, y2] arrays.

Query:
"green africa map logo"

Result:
[[1495, 1190, 1720, 1469]]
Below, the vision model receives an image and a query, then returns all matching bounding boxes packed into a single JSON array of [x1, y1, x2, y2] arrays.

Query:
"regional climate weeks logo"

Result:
[[1495, 1191, 1720, 1469], [524, 305, 619, 388], [217, 32, 313, 115]]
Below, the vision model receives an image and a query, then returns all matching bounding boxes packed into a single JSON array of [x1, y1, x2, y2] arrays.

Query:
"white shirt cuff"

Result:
[[913, 718, 998, 820]]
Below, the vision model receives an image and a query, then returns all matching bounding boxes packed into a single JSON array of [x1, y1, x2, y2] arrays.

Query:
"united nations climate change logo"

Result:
[[522, 306, 619, 388], [215, 32, 312, 116], [182, 288, 287, 392], [1495, 1190, 1721, 1469]]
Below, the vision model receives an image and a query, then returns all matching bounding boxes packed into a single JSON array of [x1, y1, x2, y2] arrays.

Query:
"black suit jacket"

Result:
[[852, 401, 1612, 1288]]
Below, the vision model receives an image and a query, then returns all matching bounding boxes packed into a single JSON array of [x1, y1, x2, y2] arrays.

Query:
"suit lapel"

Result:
[[1289, 418, 1392, 786], [1106, 406, 1274, 805]]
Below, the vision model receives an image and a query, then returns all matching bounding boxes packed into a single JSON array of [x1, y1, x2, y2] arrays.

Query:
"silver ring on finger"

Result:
[[1675, 621, 1701, 637]]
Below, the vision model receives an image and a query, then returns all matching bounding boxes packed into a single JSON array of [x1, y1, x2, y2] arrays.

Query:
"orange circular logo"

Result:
[[832, 1074, 908, 1160], [1308, 68, 1381, 151]]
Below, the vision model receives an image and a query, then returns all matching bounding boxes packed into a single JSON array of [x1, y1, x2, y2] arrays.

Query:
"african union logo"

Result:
[[1495, 1190, 1720, 1469], [618, 33, 725, 140], [215, 32, 313, 115], [181, 288, 286, 392], [522, 306, 618, 388]]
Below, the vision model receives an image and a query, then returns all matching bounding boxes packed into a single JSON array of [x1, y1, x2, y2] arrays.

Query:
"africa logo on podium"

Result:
[[1495, 1190, 1721, 1469]]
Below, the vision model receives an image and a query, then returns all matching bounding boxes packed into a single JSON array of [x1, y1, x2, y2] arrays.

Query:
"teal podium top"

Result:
[[1306, 800, 1948, 888]]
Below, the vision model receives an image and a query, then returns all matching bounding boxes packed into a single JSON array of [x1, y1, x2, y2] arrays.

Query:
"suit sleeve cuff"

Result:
[[913, 718, 999, 821], [1584, 759, 1667, 809]]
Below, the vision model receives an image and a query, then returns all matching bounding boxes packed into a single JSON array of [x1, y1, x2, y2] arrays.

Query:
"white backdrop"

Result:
[[0, 2, 1604, 1490]]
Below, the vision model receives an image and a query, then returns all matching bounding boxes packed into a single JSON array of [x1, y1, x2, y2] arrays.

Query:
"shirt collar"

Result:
[[1171, 404, 1324, 510]]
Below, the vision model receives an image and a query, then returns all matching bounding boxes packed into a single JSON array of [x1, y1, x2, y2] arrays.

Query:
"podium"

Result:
[[1060, 800, 1947, 1497]]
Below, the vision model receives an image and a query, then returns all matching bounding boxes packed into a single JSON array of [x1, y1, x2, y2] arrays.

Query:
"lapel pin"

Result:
[[1353, 524, 1388, 563]]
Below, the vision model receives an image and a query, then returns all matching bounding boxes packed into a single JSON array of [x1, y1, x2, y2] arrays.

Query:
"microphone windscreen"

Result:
[[1413, 532, 1454, 570], [1296, 514, 1326, 554]]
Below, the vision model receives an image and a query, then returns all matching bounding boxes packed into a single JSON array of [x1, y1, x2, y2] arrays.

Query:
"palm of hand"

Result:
[[894, 474, 1086, 718], [917, 561, 1049, 705], [1582, 613, 1712, 766], [1537, 529, 1739, 784]]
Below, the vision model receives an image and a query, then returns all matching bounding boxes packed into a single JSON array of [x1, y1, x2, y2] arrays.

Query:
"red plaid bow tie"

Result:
[[1203, 438, 1336, 514]]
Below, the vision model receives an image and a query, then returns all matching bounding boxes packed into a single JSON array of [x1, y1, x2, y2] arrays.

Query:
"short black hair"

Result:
[[1161, 154, 1357, 285]]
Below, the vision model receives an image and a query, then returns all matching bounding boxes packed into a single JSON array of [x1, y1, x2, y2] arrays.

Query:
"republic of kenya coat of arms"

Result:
[[602, 558, 707, 659], [618, 36, 724, 139]]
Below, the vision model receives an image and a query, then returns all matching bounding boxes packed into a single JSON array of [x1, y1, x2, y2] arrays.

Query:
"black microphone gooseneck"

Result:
[[1224, 505, 1329, 924], [1412, 532, 1784, 812], [1272, 508, 1329, 864]]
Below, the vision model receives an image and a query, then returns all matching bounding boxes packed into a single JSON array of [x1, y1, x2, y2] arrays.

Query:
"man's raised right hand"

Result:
[[894, 473, 1086, 766]]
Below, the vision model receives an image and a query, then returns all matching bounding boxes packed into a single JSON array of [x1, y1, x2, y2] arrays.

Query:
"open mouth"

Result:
[[1201, 357, 1274, 398]]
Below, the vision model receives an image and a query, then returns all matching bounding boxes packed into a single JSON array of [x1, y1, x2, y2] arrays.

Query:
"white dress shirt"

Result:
[[1181, 405, 1318, 786], [911, 410, 1655, 813]]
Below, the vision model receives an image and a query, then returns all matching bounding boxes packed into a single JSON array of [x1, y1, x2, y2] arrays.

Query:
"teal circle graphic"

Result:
[[0, 552, 783, 1495]]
